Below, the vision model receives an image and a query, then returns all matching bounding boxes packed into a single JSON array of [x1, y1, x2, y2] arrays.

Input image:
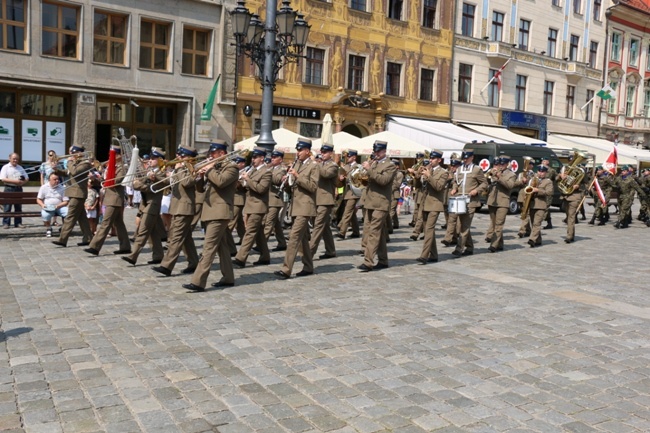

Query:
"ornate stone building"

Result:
[[229, 0, 454, 142]]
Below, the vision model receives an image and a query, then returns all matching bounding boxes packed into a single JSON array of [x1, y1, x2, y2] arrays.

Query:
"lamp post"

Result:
[[231, 0, 310, 152]]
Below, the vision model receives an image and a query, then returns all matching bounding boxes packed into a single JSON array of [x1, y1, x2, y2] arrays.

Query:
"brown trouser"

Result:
[[161, 214, 198, 271], [191, 219, 233, 288], [236, 213, 270, 263], [89, 205, 130, 252], [310, 205, 335, 257], [58, 197, 93, 245], [363, 208, 389, 268], [281, 215, 313, 275], [419, 210, 440, 260]]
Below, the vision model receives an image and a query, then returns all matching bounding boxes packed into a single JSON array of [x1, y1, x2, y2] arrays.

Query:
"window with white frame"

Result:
[[385, 62, 402, 96], [547, 28, 557, 57], [422, 0, 437, 29], [458, 63, 472, 103], [589, 41, 598, 68], [644, 88, 650, 117], [299, 121, 322, 138], [586, 89, 594, 122], [304, 47, 326, 85], [607, 82, 618, 114], [573, 0, 581, 14], [543, 81, 554, 115], [347, 54, 365, 91], [552, 0, 560, 6], [626, 85, 636, 117], [611, 32, 622, 62], [419, 68, 435, 101], [388, 0, 404, 20], [593, 0, 601, 21], [515, 74, 526, 110], [566, 85, 575, 119], [569, 34, 579, 61], [487, 69, 499, 107], [629, 38, 640, 67], [491, 12, 504, 42], [518, 19, 530, 50], [461, 3, 475, 37], [350, 0, 367, 11], [647, 46, 650, 71]]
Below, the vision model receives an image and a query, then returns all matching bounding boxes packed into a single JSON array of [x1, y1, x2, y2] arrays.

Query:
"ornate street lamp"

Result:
[[231, 0, 311, 151]]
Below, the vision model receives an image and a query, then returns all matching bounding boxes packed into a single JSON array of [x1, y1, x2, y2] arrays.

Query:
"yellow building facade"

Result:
[[233, 0, 454, 143]]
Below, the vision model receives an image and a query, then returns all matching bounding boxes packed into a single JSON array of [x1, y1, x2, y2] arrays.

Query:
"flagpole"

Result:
[[580, 94, 596, 111], [480, 58, 511, 94], [577, 176, 597, 211]]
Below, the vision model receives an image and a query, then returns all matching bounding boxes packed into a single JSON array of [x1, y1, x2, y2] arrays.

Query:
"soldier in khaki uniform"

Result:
[[441, 158, 462, 246], [151, 146, 200, 276], [337, 150, 361, 239], [84, 144, 131, 255], [558, 164, 585, 243], [274, 139, 319, 279], [416, 151, 446, 264], [541, 156, 556, 230], [233, 148, 272, 267], [121, 147, 167, 266], [450, 150, 488, 257], [359, 141, 396, 271], [264, 150, 288, 251], [225, 156, 247, 255], [486, 156, 516, 252], [309, 144, 338, 259], [183, 141, 239, 291], [52, 145, 94, 247], [527, 165, 554, 247]]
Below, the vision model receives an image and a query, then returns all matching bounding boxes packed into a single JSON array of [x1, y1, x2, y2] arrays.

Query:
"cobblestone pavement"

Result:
[[2, 203, 650, 433]]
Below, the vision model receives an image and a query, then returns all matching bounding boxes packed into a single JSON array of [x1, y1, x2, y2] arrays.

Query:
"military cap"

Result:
[[110, 144, 121, 153], [415, 152, 425, 158], [177, 145, 198, 157], [461, 150, 474, 159], [430, 150, 443, 159], [233, 156, 246, 164], [209, 140, 228, 152], [373, 140, 388, 152], [499, 155, 511, 164], [320, 144, 334, 153], [449, 159, 462, 166], [251, 147, 266, 158], [347, 150, 358, 157], [142, 154, 150, 160], [541, 156, 550, 161], [271, 150, 284, 158], [295, 138, 312, 150], [151, 147, 166, 158], [70, 145, 85, 154], [537, 165, 549, 172]]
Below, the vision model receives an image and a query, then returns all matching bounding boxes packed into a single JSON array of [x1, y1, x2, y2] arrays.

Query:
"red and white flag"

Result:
[[480, 59, 512, 93], [602, 145, 618, 175], [593, 178, 607, 206]]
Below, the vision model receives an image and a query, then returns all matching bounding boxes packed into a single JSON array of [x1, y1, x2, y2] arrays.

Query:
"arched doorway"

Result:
[[342, 123, 369, 138]]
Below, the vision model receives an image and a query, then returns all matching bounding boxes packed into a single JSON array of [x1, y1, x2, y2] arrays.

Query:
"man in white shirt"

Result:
[[36, 173, 69, 237], [0, 152, 29, 228]]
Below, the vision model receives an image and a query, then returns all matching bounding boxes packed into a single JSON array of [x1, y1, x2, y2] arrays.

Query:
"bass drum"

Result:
[[448, 196, 468, 214]]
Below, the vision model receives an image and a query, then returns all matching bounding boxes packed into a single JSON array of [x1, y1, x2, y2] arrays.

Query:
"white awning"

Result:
[[349, 130, 430, 158], [386, 116, 507, 152], [547, 133, 650, 165], [460, 123, 549, 146], [312, 131, 360, 153], [234, 128, 302, 153]]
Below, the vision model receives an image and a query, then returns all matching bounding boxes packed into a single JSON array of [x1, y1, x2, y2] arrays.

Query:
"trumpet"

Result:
[[55, 150, 94, 163], [276, 157, 299, 198]]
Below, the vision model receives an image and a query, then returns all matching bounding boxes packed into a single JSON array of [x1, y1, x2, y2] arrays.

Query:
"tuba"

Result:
[[520, 174, 538, 220], [336, 150, 349, 188], [348, 165, 368, 197], [558, 150, 588, 195]]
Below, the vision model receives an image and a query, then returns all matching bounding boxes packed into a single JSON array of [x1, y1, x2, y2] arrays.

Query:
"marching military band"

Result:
[[45, 137, 650, 291]]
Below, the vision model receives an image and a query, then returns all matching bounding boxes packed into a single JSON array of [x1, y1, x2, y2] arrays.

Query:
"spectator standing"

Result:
[[1, 152, 29, 228]]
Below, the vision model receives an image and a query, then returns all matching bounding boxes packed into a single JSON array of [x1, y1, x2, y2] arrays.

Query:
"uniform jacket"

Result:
[[392, 170, 404, 199], [268, 164, 287, 207], [452, 164, 488, 209], [134, 169, 166, 215], [290, 158, 319, 217], [234, 170, 246, 206], [364, 157, 397, 211], [487, 168, 516, 208], [169, 166, 197, 216], [199, 161, 239, 221], [531, 177, 553, 209], [58, 158, 92, 199], [422, 166, 448, 212], [103, 163, 126, 207], [243, 165, 272, 214], [315, 159, 338, 206]]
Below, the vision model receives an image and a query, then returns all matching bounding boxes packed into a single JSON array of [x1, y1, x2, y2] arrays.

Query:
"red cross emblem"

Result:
[[479, 158, 491, 172], [510, 160, 519, 172]]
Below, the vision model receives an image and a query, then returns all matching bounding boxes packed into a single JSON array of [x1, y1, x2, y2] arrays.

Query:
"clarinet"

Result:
[[275, 157, 299, 199]]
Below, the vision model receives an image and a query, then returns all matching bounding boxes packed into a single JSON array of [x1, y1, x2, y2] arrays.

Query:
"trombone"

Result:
[[149, 149, 248, 193]]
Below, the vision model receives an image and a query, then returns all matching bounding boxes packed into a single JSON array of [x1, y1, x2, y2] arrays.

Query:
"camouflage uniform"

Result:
[[591, 171, 613, 225], [612, 168, 646, 228]]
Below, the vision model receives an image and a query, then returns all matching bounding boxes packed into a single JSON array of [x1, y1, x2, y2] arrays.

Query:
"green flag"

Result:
[[201, 75, 221, 121]]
